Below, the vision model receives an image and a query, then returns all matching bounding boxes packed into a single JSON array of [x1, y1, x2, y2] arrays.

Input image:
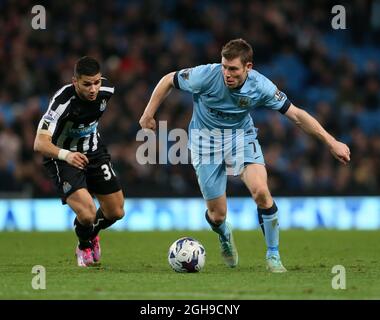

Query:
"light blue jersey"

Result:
[[174, 63, 290, 132], [173, 63, 291, 200]]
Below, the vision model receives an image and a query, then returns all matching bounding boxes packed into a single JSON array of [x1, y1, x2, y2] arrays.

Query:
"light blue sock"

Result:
[[205, 210, 230, 242], [258, 203, 280, 258], [262, 212, 279, 257]]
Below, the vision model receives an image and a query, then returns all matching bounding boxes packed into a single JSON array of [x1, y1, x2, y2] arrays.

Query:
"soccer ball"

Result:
[[168, 237, 206, 273]]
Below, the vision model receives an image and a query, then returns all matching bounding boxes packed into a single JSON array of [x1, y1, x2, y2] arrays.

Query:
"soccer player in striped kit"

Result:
[[34, 56, 125, 267]]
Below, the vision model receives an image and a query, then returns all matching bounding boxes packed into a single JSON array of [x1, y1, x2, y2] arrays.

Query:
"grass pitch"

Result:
[[0, 230, 379, 300]]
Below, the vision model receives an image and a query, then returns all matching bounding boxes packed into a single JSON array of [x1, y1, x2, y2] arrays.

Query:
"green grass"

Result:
[[0, 230, 379, 299]]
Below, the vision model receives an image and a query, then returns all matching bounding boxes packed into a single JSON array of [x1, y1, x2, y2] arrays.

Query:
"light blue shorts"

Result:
[[191, 138, 265, 200]]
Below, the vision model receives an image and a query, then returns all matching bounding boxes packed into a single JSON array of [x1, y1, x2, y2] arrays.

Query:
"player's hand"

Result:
[[139, 113, 156, 131], [329, 140, 351, 165], [65, 152, 89, 170]]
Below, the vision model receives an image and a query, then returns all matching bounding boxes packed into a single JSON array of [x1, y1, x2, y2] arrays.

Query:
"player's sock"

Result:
[[258, 209, 265, 235], [92, 208, 116, 237], [74, 218, 93, 249], [258, 202, 280, 257], [205, 210, 230, 242]]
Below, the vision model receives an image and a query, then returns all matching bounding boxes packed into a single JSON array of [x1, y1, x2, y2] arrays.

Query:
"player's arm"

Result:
[[139, 72, 176, 131], [34, 132, 89, 169], [284, 103, 351, 165]]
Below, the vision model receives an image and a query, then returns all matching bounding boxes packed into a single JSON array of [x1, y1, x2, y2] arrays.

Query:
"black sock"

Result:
[[205, 210, 229, 242], [205, 210, 223, 228], [258, 211, 265, 235], [74, 218, 93, 249], [92, 208, 116, 237]]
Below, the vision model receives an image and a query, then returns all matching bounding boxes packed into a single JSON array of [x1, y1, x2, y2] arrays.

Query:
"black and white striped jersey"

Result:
[[37, 77, 114, 155]]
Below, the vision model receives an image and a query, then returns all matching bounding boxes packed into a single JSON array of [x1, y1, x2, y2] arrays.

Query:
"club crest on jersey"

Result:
[[238, 97, 251, 108], [100, 99, 107, 111]]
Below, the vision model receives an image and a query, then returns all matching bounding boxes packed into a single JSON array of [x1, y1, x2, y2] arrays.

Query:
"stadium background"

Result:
[[0, 0, 379, 231]]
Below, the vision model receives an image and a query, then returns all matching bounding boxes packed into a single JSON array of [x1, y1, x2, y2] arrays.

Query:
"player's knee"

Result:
[[112, 206, 125, 220], [211, 215, 226, 225], [252, 186, 272, 206], [208, 207, 227, 224], [76, 203, 97, 225], [77, 214, 95, 226], [105, 205, 125, 221]]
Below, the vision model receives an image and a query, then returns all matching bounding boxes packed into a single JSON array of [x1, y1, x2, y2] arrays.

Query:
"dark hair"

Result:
[[221, 38, 253, 65], [74, 56, 101, 77]]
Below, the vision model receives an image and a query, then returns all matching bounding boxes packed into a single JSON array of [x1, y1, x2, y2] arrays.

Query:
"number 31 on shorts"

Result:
[[101, 163, 116, 180]]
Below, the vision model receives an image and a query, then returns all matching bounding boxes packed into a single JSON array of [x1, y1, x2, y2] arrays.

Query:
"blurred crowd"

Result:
[[0, 0, 379, 198]]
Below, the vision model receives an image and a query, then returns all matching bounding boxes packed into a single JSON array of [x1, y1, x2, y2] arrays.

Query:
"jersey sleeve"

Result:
[[173, 65, 213, 94], [99, 77, 115, 98], [258, 74, 291, 114], [37, 85, 73, 136]]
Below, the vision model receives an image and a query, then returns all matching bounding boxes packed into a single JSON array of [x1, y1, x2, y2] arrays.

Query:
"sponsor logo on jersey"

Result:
[[67, 122, 98, 138], [207, 107, 238, 120]]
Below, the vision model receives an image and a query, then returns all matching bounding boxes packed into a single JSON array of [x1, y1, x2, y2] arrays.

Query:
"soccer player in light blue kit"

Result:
[[140, 39, 351, 272]]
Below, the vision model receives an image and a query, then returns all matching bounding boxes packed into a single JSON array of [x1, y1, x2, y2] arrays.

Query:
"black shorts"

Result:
[[44, 148, 122, 204]]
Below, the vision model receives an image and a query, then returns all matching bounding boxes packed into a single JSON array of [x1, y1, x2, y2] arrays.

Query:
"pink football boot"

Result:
[[75, 246, 94, 267], [91, 236, 101, 262]]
